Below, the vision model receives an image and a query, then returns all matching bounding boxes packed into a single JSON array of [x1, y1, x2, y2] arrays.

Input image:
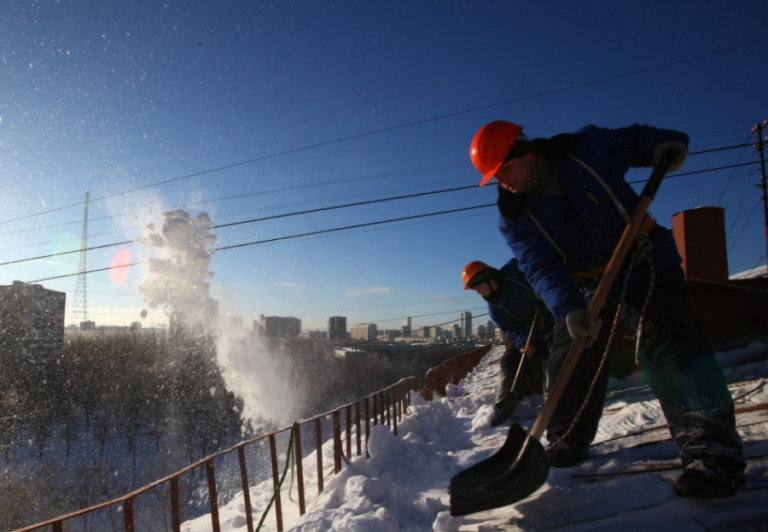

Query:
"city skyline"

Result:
[[66, 310, 485, 339]]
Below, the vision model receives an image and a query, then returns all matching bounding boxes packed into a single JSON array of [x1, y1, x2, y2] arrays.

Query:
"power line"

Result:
[[0, 163, 471, 239], [729, 254, 768, 272], [0, 139, 754, 247], [728, 199, 764, 254], [214, 204, 494, 252], [211, 184, 478, 230], [3, 38, 766, 227], [6, 158, 763, 272], [715, 137, 756, 206], [23, 204, 494, 283], [727, 170, 759, 245], [689, 142, 753, 156], [626, 161, 760, 185], [0, 184, 482, 267]]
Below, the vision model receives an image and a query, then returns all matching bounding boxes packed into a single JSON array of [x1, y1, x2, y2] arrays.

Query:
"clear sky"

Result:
[[1, 1, 767, 332]]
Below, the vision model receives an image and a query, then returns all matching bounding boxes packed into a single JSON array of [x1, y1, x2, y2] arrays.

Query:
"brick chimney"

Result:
[[671, 206, 729, 281]]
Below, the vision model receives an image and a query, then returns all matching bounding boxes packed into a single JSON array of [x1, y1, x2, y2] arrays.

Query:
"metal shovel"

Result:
[[450, 151, 676, 516]]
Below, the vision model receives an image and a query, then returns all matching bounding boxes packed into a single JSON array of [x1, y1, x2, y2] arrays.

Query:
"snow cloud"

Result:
[[135, 209, 298, 429]]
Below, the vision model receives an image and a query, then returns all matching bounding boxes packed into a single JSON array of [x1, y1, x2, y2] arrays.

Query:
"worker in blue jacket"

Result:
[[462, 258, 552, 427], [469, 121, 745, 499]]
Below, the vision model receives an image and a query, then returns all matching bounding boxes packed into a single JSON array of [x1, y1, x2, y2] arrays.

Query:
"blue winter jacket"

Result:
[[498, 124, 687, 320], [487, 258, 553, 349]]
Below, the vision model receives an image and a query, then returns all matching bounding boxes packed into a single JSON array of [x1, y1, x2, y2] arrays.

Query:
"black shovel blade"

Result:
[[449, 423, 549, 516]]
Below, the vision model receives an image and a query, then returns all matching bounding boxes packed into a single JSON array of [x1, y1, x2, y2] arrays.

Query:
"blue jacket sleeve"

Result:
[[575, 124, 689, 182], [498, 213, 585, 320]]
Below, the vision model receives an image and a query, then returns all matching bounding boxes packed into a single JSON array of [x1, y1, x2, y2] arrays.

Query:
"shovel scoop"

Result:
[[450, 423, 548, 516]]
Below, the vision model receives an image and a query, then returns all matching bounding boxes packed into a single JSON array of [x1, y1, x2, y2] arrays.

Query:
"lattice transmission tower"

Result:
[[71, 191, 90, 326]]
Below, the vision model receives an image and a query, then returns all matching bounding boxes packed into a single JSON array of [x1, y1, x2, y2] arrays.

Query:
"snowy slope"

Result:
[[183, 341, 768, 532]]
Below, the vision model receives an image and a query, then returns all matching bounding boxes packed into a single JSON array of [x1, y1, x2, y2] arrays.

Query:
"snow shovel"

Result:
[[450, 151, 676, 516]]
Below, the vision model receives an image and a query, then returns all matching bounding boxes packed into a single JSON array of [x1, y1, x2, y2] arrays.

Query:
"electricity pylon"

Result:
[[71, 191, 89, 326]]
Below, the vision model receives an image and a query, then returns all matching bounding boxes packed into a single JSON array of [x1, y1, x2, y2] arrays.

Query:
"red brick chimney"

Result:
[[671, 206, 729, 281]]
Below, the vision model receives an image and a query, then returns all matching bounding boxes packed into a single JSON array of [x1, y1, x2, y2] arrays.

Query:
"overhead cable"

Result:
[[6, 158, 764, 270], [23, 204, 494, 283]]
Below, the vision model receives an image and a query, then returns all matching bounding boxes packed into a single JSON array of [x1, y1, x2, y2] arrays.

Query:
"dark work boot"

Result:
[[674, 460, 745, 499]]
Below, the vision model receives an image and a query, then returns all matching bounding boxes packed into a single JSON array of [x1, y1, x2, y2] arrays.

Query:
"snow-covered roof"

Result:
[[183, 341, 768, 531]]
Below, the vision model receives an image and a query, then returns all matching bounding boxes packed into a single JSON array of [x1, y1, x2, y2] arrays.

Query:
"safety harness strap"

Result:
[[523, 157, 657, 280]]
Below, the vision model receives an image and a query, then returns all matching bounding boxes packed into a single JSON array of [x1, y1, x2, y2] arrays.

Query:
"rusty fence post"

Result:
[[170, 476, 182, 532], [422, 369, 437, 401], [268, 434, 284, 532], [355, 402, 362, 457], [205, 459, 222, 532], [345, 405, 352, 461], [315, 418, 324, 494], [294, 424, 306, 516], [237, 447, 255, 532], [391, 387, 398, 436], [364, 398, 371, 458], [52, 523, 64, 532], [332, 410, 342, 474], [123, 498, 135, 532], [372, 394, 378, 425]]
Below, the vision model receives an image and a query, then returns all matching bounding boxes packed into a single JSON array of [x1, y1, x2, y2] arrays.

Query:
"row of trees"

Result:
[[0, 329, 244, 530]]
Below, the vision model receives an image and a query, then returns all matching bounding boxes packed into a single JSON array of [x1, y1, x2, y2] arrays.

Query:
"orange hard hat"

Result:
[[470, 120, 525, 186], [462, 260, 492, 290]]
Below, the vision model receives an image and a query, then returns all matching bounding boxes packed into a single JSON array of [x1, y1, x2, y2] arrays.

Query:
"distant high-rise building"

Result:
[[328, 316, 347, 340], [485, 320, 496, 338], [0, 281, 66, 362], [452, 323, 461, 340], [350, 323, 378, 341], [475, 324, 486, 339], [261, 316, 302, 338], [402, 316, 412, 338], [461, 312, 472, 339], [422, 325, 432, 339]]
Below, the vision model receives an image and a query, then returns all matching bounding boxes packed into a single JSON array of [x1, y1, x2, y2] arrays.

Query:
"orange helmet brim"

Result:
[[479, 160, 504, 187]]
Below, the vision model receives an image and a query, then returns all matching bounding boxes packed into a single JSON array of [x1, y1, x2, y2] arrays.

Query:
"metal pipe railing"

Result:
[[10, 345, 491, 532]]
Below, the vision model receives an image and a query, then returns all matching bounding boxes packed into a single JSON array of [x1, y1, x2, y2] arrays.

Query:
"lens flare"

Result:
[[109, 248, 131, 286]]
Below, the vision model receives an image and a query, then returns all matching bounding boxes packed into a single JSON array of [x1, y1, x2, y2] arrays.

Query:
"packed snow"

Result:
[[183, 341, 768, 532]]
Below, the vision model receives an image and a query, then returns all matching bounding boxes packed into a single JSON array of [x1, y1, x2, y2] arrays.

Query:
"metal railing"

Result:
[[10, 345, 492, 532]]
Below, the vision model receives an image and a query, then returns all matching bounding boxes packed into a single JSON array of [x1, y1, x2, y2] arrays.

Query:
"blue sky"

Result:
[[1, 1, 767, 331]]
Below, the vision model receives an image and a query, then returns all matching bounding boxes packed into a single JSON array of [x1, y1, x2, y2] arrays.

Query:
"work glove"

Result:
[[653, 141, 688, 173], [565, 309, 602, 348]]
